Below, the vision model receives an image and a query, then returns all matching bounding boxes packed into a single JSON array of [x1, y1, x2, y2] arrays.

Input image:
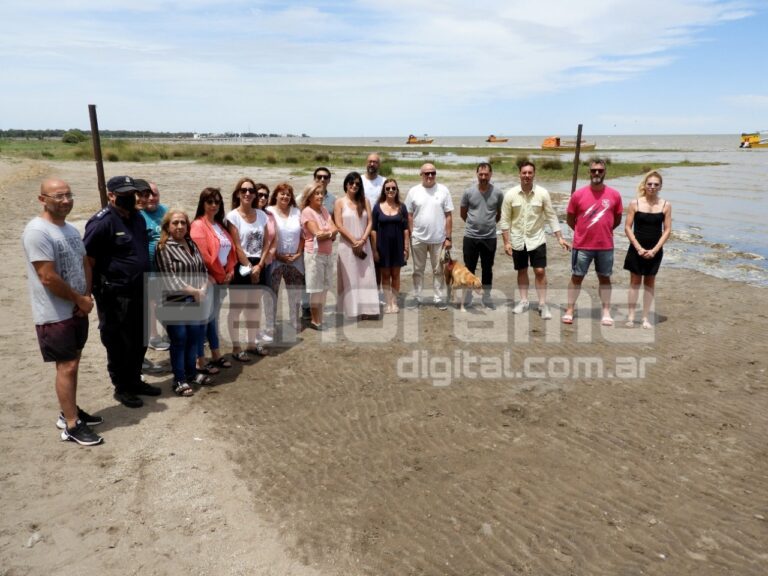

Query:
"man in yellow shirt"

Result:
[[500, 161, 570, 319]]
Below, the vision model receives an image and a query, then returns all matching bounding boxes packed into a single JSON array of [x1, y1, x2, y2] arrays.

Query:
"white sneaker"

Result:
[[539, 304, 552, 320], [258, 331, 274, 343], [512, 300, 529, 314]]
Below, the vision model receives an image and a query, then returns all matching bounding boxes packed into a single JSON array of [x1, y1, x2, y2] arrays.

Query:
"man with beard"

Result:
[[362, 153, 386, 298], [361, 153, 385, 206], [562, 159, 623, 326], [84, 176, 161, 408], [23, 179, 102, 445]]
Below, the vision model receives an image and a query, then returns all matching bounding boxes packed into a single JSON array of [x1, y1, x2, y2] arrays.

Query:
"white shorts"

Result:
[[304, 251, 333, 294]]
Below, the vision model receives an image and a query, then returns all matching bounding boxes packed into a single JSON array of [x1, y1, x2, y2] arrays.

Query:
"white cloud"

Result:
[[0, 0, 759, 133]]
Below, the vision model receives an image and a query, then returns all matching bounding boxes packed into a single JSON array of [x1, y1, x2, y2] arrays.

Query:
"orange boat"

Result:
[[407, 134, 434, 144], [486, 135, 509, 143], [541, 136, 596, 151]]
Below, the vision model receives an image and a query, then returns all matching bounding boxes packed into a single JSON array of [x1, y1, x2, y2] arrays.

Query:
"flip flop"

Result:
[[642, 320, 652, 329], [601, 316, 614, 326], [197, 362, 220, 375], [625, 320, 635, 328], [231, 350, 251, 362], [212, 356, 233, 369], [561, 314, 573, 325]]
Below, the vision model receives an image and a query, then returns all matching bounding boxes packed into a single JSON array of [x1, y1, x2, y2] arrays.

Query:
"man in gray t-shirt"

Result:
[[459, 162, 504, 308], [22, 178, 102, 446]]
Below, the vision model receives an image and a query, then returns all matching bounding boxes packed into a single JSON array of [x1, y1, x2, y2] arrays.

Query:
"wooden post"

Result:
[[88, 104, 108, 208], [570, 123, 583, 195]]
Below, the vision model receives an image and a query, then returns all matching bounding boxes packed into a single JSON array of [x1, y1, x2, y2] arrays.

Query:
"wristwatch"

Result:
[[445, 236, 451, 241]]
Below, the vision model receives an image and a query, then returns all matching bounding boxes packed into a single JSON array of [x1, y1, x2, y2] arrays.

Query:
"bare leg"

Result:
[[56, 356, 80, 429], [310, 291, 325, 326], [517, 268, 530, 301], [627, 273, 642, 324], [381, 267, 393, 311], [597, 274, 612, 320], [642, 275, 656, 326], [564, 275, 584, 317], [533, 267, 547, 305], [391, 267, 401, 310]]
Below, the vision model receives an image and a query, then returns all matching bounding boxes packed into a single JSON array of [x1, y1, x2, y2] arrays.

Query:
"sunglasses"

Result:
[[205, 198, 222, 205], [384, 186, 398, 192], [646, 182, 661, 188], [257, 192, 269, 199], [316, 174, 331, 181], [421, 171, 436, 177], [590, 168, 605, 174], [240, 188, 255, 194]]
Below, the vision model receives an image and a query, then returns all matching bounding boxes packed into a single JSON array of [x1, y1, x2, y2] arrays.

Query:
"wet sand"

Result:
[[2, 158, 767, 575]]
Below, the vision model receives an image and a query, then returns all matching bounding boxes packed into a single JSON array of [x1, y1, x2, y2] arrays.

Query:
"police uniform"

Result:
[[84, 199, 150, 397]]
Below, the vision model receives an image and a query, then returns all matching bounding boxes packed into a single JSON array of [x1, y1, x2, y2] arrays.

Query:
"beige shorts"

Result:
[[304, 251, 333, 293]]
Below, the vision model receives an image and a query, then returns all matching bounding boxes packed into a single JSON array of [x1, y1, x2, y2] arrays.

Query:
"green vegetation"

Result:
[[0, 138, 720, 182], [62, 129, 88, 144]]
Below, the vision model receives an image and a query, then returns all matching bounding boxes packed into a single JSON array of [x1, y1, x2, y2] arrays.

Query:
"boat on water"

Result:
[[541, 136, 596, 151], [407, 134, 434, 144], [486, 134, 509, 143], [739, 131, 768, 148]]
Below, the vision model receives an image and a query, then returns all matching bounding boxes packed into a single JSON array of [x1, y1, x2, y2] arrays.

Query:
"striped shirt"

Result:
[[154, 238, 208, 302]]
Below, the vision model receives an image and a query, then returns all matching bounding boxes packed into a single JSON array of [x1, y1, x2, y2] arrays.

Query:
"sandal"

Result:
[[193, 373, 215, 387], [642, 320, 653, 329], [172, 381, 194, 397], [248, 342, 269, 356], [212, 356, 232, 369], [197, 362, 220, 375], [561, 314, 573, 325], [232, 350, 251, 362]]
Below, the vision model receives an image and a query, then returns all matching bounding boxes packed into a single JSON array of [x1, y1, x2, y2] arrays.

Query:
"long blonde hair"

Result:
[[637, 170, 663, 198], [157, 209, 191, 249]]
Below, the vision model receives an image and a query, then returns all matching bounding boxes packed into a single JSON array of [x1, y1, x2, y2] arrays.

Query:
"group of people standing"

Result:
[[23, 154, 671, 447]]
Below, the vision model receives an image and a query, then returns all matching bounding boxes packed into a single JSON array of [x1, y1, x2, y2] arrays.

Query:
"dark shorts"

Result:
[[512, 243, 547, 270], [36, 315, 89, 362]]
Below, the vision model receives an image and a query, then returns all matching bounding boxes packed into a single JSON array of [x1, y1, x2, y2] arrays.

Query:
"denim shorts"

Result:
[[571, 249, 614, 277]]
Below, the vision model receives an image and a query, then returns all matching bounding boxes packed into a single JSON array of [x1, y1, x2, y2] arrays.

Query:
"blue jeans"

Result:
[[571, 249, 614, 277], [166, 323, 203, 382], [197, 285, 224, 357]]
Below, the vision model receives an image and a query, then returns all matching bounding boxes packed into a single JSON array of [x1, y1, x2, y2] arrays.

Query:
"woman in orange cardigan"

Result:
[[190, 187, 237, 375]]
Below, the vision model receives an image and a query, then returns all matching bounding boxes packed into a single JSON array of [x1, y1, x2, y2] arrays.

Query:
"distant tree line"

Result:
[[0, 129, 310, 139]]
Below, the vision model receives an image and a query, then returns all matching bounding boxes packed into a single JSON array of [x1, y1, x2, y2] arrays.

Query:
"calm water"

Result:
[[229, 134, 768, 286]]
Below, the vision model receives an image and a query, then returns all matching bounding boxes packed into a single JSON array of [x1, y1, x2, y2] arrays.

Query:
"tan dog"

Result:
[[441, 248, 482, 311]]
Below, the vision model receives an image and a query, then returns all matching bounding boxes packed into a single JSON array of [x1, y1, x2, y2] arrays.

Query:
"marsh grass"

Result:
[[0, 139, 719, 182]]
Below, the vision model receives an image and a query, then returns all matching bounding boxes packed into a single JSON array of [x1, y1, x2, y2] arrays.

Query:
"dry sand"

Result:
[[1, 158, 767, 575]]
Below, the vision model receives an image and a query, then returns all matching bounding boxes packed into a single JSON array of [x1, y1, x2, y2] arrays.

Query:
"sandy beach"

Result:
[[2, 157, 767, 575]]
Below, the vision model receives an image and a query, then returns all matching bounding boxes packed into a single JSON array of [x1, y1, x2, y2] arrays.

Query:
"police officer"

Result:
[[84, 176, 161, 408]]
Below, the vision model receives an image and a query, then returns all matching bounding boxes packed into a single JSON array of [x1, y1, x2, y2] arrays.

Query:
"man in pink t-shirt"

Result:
[[563, 159, 623, 326]]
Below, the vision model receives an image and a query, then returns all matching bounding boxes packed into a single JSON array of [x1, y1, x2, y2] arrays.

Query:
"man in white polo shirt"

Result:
[[405, 163, 453, 310]]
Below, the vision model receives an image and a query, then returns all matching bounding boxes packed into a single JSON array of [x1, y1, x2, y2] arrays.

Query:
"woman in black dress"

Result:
[[624, 170, 672, 328], [371, 178, 410, 313]]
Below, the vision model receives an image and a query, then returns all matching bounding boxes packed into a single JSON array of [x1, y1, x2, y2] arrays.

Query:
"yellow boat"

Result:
[[541, 136, 596, 151], [739, 131, 768, 148], [407, 134, 434, 144], [486, 134, 509, 143]]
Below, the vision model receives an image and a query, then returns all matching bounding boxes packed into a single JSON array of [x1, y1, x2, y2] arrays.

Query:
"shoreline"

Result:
[[2, 157, 767, 575]]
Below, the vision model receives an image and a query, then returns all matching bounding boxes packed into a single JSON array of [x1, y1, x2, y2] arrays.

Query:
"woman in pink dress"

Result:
[[333, 171, 379, 319]]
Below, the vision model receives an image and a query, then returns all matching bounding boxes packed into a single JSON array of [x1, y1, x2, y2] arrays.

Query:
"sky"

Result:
[[1, 0, 766, 136]]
